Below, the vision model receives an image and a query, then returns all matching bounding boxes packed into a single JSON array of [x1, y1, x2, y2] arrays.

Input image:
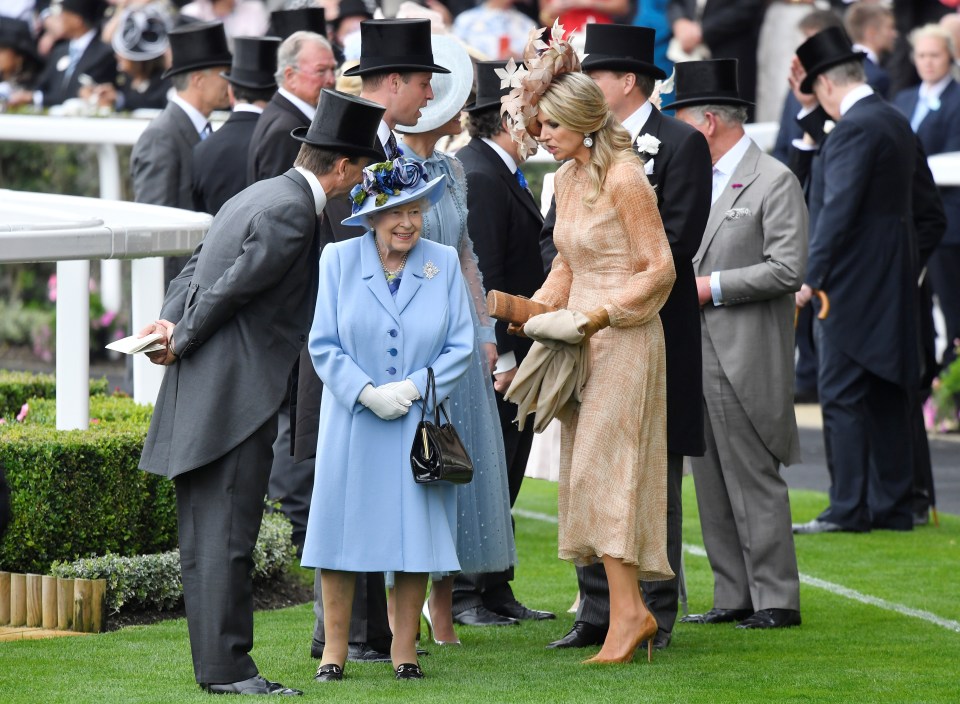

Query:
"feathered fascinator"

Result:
[[499, 21, 581, 160]]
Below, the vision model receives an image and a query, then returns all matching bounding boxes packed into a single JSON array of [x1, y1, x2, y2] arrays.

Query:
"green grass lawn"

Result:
[[1, 478, 958, 703]]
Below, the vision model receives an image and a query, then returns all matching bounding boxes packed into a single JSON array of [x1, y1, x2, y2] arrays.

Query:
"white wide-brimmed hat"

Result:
[[342, 157, 447, 226], [397, 34, 473, 134]]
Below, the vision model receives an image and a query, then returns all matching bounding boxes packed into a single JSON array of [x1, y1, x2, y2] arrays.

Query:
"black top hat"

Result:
[[222, 36, 280, 90], [56, 0, 107, 27], [269, 8, 326, 42], [291, 88, 385, 160], [580, 24, 666, 80], [342, 19, 450, 77], [0, 17, 41, 69], [661, 59, 753, 111], [796, 26, 865, 94], [162, 21, 233, 80], [464, 60, 514, 113], [332, 0, 373, 31]]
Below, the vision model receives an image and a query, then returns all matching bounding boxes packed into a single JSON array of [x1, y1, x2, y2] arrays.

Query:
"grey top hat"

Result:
[[112, 6, 173, 62], [291, 88, 385, 160], [342, 19, 450, 77]]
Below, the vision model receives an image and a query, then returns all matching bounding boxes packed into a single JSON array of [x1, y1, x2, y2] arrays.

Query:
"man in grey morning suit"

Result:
[[670, 60, 806, 630], [130, 21, 231, 284], [138, 89, 384, 696]]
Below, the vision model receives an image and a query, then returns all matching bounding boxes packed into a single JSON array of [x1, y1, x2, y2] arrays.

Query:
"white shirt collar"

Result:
[[279, 86, 316, 120], [840, 83, 874, 117], [852, 43, 878, 66], [293, 166, 328, 215], [378, 121, 394, 153], [170, 93, 210, 135], [711, 133, 752, 204], [70, 28, 96, 56], [920, 74, 952, 101], [621, 101, 654, 141], [233, 103, 264, 114], [481, 137, 519, 173]]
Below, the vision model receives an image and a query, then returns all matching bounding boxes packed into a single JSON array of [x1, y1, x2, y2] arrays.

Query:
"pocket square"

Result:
[[644, 158, 655, 175], [724, 207, 752, 220]]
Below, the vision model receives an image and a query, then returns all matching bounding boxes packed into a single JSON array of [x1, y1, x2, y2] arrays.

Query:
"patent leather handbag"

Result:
[[410, 368, 474, 485]]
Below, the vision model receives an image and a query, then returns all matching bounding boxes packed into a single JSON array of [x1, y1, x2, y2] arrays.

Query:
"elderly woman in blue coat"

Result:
[[303, 158, 475, 682]]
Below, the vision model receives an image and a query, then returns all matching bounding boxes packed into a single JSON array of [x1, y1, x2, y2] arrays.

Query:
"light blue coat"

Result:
[[301, 231, 475, 573]]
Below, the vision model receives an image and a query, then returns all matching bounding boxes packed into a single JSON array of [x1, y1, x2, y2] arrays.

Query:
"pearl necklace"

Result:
[[376, 243, 409, 280]]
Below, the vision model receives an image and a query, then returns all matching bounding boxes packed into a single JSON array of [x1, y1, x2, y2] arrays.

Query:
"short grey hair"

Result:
[[683, 103, 748, 126], [275, 31, 333, 87], [171, 67, 218, 93], [820, 60, 867, 88]]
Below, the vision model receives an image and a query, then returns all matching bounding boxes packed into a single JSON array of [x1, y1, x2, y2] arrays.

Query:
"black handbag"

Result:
[[410, 368, 474, 485]]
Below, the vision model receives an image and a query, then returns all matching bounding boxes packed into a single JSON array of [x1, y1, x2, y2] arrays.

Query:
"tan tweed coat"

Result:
[[533, 159, 676, 579]]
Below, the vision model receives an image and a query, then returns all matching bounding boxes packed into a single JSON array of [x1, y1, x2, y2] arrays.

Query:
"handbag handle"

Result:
[[419, 368, 437, 460]]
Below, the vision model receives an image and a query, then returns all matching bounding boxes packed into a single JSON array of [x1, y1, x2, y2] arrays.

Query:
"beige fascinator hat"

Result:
[[500, 21, 581, 160]]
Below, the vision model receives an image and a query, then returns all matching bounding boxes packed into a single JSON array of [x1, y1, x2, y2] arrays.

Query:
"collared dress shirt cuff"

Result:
[[710, 271, 723, 306]]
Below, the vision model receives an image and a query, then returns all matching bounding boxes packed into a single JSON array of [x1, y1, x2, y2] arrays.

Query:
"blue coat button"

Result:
[[388, 348, 398, 356], [387, 367, 397, 375], [388, 329, 398, 337]]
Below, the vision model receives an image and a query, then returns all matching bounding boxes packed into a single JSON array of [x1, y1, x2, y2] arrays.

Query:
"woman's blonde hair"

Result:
[[537, 72, 634, 203]]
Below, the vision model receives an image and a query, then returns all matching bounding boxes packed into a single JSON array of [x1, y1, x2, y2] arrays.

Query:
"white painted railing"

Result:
[[0, 189, 211, 429]]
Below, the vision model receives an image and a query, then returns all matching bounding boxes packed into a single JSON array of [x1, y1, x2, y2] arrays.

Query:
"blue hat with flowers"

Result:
[[342, 157, 447, 226]]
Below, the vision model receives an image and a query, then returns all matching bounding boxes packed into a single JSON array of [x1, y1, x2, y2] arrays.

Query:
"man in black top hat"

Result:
[[193, 36, 280, 215], [138, 88, 384, 697], [248, 27, 336, 183], [131, 20, 232, 283], [450, 59, 553, 629], [665, 58, 806, 631], [791, 27, 922, 535], [31, 0, 116, 107], [543, 23, 712, 652]]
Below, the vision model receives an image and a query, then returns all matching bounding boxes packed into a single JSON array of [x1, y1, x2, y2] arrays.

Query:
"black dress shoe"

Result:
[[680, 608, 753, 624], [488, 598, 556, 621], [347, 643, 392, 662], [313, 664, 343, 682], [639, 629, 671, 651], [203, 675, 303, 695], [395, 663, 424, 680], [452, 605, 519, 627], [736, 608, 801, 629], [545, 621, 607, 649]]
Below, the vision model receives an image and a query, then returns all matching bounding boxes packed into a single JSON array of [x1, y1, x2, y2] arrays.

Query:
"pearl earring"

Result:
[[583, 133, 594, 148]]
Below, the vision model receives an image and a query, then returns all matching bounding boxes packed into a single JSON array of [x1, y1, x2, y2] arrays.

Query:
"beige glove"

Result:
[[580, 307, 610, 337]]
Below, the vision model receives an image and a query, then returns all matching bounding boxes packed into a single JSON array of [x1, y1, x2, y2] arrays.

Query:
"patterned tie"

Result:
[[386, 132, 402, 160], [514, 167, 536, 203], [200, 122, 213, 141]]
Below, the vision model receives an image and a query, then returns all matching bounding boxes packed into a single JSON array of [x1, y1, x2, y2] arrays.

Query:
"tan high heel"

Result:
[[421, 600, 461, 646], [582, 609, 658, 665]]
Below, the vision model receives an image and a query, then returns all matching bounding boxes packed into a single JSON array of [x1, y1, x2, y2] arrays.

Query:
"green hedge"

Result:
[[0, 370, 109, 421], [24, 396, 154, 426], [49, 511, 297, 613], [0, 420, 177, 573]]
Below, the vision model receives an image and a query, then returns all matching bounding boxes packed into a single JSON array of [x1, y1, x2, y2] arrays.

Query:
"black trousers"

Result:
[[575, 453, 684, 635], [815, 324, 913, 531], [175, 415, 276, 685], [928, 244, 960, 370], [452, 392, 534, 612]]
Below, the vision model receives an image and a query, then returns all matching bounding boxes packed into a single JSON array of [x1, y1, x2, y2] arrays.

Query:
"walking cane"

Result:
[[795, 289, 831, 328]]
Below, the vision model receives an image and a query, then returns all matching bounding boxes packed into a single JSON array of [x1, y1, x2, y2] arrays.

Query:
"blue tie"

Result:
[[514, 167, 528, 189], [200, 122, 212, 141], [910, 93, 933, 132]]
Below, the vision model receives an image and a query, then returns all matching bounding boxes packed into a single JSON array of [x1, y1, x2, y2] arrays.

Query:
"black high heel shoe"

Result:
[[395, 663, 424, 680]]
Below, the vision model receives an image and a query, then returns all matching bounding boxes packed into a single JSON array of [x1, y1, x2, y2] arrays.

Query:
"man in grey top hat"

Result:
[[138, 88, 384, 696], [669, 58, 806, 631], [130, 20, 232, 283]]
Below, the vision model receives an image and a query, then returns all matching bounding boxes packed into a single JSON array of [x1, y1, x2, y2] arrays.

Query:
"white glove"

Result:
[[379, 379, 421, 405], [358, 383, 409, 420]]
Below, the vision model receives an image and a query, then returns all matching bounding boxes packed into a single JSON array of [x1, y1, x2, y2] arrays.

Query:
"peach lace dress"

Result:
[[532, 159, 676, 579]]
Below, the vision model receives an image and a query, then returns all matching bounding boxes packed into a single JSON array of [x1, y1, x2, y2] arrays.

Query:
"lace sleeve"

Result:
[[450, 155, 497, 345]]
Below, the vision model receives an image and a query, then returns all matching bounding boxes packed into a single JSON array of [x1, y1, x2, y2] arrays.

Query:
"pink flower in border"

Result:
[[48, 274, 57, 302], [16, 403, 29, 422], [99, 310, 116, 328], [0, 418, 6, 425], [90, 418, 100, 425]]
